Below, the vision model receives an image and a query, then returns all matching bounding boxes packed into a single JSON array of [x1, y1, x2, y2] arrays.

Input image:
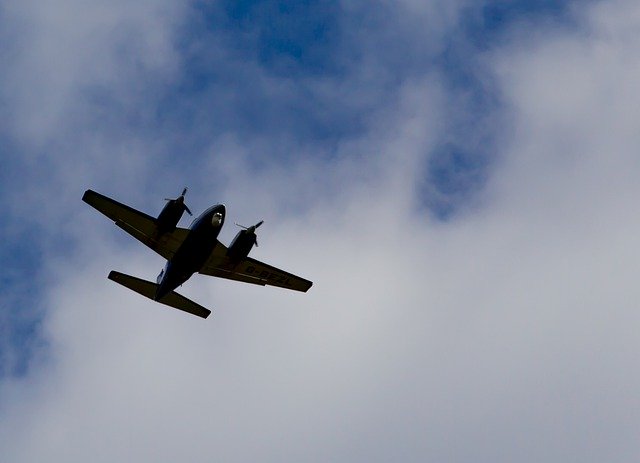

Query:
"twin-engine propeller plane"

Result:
[[82, 189, 312, 319]]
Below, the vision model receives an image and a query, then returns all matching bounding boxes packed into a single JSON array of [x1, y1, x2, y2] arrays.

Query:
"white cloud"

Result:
[[2, 0, 640, 462], [1, 0, 183, 140]]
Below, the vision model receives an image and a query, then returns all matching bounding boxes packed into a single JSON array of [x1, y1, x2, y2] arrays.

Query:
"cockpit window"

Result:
[[211, 211, 223, 226]]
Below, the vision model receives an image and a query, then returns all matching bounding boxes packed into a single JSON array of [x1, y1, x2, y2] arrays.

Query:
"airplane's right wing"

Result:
[[82, 189, 188, 260], [199, 241, 313, 292]]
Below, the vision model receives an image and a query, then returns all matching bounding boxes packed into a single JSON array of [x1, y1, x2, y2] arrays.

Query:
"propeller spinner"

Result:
[[227, 220, 264, 260], [156, 187, 193, 233], [234, 220, 264, 246], [164, 187, 192, 216]]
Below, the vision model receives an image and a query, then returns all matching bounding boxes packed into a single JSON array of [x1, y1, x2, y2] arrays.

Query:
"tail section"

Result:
[[108, 271, 211, 319]]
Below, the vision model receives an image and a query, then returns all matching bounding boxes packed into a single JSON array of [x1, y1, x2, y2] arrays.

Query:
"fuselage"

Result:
[[155, 204, 225, 300]]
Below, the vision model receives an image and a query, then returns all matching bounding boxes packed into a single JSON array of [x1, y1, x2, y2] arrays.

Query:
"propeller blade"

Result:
[[235, 220, 264, 231], [165, 187, 188, 201]]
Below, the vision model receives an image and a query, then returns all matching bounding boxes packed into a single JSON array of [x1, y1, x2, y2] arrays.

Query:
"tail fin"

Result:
[[108, 271, 211, 319]]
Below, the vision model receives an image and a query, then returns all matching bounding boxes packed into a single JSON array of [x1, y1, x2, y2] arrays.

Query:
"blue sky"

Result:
[[2, 0, 640, 461]]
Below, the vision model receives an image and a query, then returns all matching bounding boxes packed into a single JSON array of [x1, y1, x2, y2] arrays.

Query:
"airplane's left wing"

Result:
[[82, 189, 188, 260], [199, 242, 313, 292]]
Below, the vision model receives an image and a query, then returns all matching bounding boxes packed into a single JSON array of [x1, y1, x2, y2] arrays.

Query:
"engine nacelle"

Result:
[[227, 229, 257, 261], [157, 188, 192, 234], [157, 202, 183, 233]]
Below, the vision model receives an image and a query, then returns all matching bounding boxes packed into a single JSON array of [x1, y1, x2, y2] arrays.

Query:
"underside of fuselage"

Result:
[[155, 204, 225, 300]]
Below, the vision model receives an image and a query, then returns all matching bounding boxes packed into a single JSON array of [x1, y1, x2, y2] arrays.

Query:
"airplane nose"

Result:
[[211, 205, 225, 227]]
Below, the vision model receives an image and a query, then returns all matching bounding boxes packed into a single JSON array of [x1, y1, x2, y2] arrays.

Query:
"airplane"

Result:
[[82, 188, 312, 319]]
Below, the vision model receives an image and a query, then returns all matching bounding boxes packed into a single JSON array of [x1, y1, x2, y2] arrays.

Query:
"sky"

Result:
[[1, 0, 640, 461]]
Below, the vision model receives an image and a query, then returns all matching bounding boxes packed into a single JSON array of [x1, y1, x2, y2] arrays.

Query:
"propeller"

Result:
[[235, 220, 264, 246], [164, 187, 192, 216]]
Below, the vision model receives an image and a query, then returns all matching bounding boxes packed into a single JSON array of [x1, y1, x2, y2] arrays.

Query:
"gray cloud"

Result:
[[2, 0, 640, 462]]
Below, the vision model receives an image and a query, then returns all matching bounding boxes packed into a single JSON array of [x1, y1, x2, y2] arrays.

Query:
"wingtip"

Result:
[[81, 189, 95, 203]]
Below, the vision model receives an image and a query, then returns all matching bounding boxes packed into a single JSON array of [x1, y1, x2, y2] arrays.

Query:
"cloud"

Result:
[[2, 0, 640, 462]]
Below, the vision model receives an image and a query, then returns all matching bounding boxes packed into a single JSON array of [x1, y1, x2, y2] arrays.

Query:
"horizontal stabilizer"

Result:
[[108, 271, 211, 319]]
